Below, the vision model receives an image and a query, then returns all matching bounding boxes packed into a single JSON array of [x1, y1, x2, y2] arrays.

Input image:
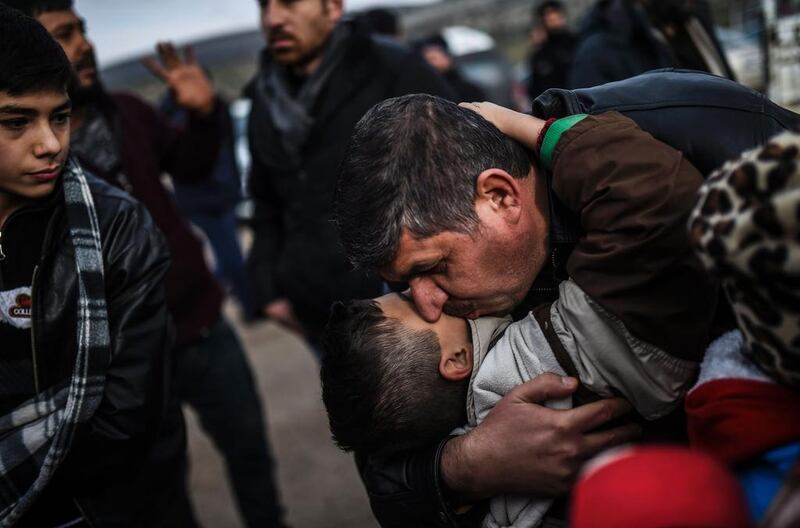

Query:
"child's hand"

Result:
[[459, 101, 513, 131], [459, 101, 545, 150]]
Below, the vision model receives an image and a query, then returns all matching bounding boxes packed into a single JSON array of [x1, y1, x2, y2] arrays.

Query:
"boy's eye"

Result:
[[0, 118, 29, 130], [52, 112, 71, 125]]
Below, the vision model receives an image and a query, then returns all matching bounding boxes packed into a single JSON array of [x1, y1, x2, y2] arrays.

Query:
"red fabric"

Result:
[[686, 378, 800, 465], [571, 446, 753, 528]]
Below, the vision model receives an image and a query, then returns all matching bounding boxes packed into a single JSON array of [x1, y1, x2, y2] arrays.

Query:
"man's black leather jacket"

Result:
[[357, 70, 800, 528], [20, 172, 186, 526]]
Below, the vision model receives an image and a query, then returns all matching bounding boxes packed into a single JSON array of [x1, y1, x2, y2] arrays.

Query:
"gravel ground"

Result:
[[184, 306, 380, 528]]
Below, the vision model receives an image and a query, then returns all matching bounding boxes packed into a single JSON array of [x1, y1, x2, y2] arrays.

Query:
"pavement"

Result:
[[184, 305, 381, 528]]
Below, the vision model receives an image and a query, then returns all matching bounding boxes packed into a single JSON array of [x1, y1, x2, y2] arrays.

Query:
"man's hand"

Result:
[[143, 42, 215, 116], [441, 373, 641, 500], [459, 101, 545, 150], [264, 298, 305, 336]]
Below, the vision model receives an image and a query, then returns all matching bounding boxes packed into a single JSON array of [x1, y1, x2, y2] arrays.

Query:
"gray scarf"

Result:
[[252, 22, 352, 170]]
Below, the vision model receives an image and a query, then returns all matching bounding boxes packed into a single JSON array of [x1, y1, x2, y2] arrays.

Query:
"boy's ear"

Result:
[[439, 346, 473, 381]]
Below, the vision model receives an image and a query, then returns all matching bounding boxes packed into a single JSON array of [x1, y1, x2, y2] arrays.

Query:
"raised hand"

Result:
[[143, 41, 215, 115]]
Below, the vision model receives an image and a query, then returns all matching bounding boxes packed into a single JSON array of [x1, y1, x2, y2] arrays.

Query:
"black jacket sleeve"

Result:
[[357, 440, 482, 528], [246, 156, 285, 313], [58, 196, 173, 492]]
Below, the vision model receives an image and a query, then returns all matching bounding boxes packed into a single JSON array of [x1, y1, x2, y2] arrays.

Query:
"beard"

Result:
[[68, 49, 104, 108], [68, 73, 104, 108]]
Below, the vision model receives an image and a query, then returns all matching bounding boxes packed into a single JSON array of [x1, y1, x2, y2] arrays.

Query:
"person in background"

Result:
[[160, 93, 255, 317], [414, 34, 487, 103], [527, 1, 578, 100], [6, 1, 288, 526], [246, 0, 455, 351], [356, 7, 401, 39], [570, 0, 735, 89], [0, 5, 183, 525]]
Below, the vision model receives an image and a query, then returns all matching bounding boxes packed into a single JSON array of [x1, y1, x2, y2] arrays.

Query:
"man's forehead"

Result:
[[35, 9, 80, 30], [380, 230, 445, 279]]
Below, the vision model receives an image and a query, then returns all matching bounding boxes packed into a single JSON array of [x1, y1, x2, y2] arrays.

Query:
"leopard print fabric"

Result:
[[689, 132, 800, 389]]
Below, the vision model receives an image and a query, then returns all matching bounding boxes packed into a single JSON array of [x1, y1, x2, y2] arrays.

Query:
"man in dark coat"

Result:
[[569, 0, 735, 89], [527, 1, 579, 100], [247, 0, 455, 346]]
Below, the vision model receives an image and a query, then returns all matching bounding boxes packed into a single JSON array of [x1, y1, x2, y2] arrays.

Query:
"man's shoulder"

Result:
[[107, 91, 159, 124]]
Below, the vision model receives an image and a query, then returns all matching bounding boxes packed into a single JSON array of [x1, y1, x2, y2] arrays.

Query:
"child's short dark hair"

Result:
[[321, 299, 469, 454], [0, 3, 73, 95]]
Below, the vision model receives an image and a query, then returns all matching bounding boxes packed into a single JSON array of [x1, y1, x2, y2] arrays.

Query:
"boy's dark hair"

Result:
[[0, 3, 73, 95], [2, 0, 72, 17], [321, 299, 469, 454]]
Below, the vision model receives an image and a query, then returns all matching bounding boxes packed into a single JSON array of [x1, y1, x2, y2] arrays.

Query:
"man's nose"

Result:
[[76, 31, 93, 57], [263, 3, 286, 30], [409, 277, 448, 323]]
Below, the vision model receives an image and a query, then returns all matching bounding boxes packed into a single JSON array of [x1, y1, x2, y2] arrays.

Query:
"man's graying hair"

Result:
[[334, 94, 532, 270]]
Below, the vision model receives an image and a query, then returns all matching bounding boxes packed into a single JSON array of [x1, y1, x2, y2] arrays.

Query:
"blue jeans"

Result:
[[189, 212, 254, 315], [175, 317, 285, 527]]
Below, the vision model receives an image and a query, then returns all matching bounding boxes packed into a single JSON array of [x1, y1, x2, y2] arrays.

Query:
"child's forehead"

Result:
[[0, 90, 70, 114], [375, 291, 424, 324]]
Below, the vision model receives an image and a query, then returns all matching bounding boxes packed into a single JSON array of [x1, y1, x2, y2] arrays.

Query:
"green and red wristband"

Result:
[[537, 113, 588, 171]]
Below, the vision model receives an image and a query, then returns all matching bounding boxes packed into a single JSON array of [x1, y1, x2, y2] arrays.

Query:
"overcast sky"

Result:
[[75, 0, 440, 66]]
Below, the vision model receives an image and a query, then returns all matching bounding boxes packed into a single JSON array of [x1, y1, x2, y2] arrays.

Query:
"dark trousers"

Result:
[[175, 317, 285, 527]]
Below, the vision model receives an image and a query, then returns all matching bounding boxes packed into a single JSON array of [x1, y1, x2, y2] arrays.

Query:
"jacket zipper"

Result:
[[30, 208, 61, 396], [30, 265, 41, 394], [0, 229, 6, 261], [73, 498, 96, 528]]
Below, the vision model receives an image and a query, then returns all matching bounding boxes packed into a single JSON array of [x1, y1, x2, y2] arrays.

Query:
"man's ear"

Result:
[[439, 346, 473, 381], [326, 0, 345, 22], [475, 169, 524, 224]]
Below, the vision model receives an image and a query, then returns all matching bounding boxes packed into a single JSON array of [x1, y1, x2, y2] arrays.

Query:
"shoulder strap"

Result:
[[531, 303, 602, 406]]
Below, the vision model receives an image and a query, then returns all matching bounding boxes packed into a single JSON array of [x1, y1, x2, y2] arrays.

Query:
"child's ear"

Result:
[[439, 346, 473, 381]]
